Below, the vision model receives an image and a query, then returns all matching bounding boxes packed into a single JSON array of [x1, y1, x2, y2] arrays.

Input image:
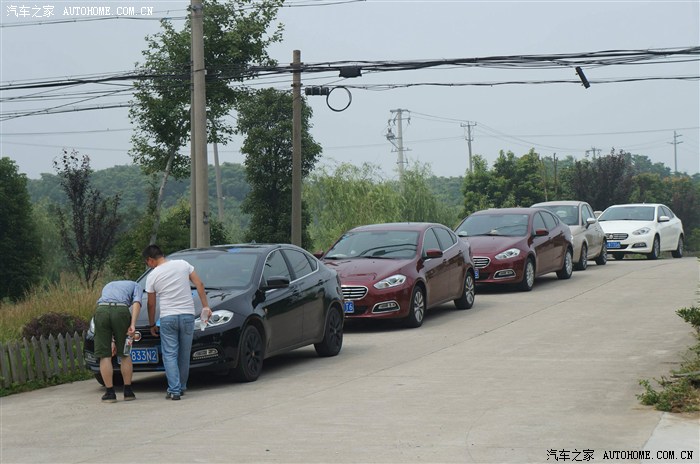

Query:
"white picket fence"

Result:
[[0, 331, 87, 388]]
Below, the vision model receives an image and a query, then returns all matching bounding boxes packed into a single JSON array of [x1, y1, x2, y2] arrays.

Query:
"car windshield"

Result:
[[325, 230, 419, 259], [538, 205, 578, 226], [598, 206, 655, 222], [139, 250, 260, 288], [457, 213, 530, 237]]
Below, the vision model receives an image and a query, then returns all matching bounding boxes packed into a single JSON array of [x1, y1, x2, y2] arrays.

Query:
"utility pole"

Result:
[[291, 50, 302, 246], [669, 131, 683, 174], [213, 141, 224, 221], [585, 147, 601, 158], [191, 0, 209, 247], [386, 109, 410, 179], [461, 122, 476, 173]]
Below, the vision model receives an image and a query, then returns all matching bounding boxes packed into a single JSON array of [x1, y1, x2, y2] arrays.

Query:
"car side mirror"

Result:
[[658, 215, 670, 223], [261, 276, 290, 291], [586, 217, 596, 227], [424, 248, 443, 259], [534, 228, 548, 237]]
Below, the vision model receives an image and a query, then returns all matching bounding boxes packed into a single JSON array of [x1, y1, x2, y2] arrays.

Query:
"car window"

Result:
[[422, 228, 441, 253], [582, 204, 594, 222], [283, 249, 314, 280], [457, 213, 529, 237], [541, 205, 578, 226], [433, 226, 456, 251], [263, 250, 291, 284], [660, 205, 674, 219], [533, 212, 546, 230], [541, 210, 559, 230], [326, 230, 419, 259], [164, 250, 258, 288]]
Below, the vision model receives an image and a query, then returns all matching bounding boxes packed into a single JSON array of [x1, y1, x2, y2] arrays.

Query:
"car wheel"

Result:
[[557, 248, 574, 280], [314, 307, 344, 357], [595, 242, 608, 265], [612, 252, 625, 260], [672, 235, 684, 258], [518, 258, 535, 292], [646, 236, 660, 260], [404, 285, 425, 328], [454, 270, 475, 310], [232, 325, 264, 382], [574, 244, 588, 271], [94, 371, 123, 386]]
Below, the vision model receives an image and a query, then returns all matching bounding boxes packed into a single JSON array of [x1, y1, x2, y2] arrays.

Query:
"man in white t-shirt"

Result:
[[142, 244, 212, 400]]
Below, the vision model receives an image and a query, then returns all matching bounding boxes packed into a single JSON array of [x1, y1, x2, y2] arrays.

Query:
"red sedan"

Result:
[[454, 208, 574, 291], [320, 222, 477, 328]]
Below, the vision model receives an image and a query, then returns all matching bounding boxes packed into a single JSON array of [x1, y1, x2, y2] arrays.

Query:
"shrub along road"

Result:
[[1, 257, 699, 463]]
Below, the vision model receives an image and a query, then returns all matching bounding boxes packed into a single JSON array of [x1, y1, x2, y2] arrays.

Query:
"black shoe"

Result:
[[101, 391, 117, 403], [165, 392, 181, 401], [123, 387, 136, 401]]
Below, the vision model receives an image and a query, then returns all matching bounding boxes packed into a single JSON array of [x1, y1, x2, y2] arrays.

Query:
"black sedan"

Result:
[[84, 244, 345, 384]]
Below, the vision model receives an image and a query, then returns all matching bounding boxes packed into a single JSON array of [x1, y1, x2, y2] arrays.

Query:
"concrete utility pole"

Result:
[[461, 122, 476, 173], [291, 50, 302, 247], [669, 131, 683, 174], [386, 109, 410, 179], [213, 141, 224, 221], [191, 0, 209, 247]]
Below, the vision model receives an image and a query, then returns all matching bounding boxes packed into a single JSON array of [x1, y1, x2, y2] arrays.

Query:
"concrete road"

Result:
[[2, 257, 699, 464]]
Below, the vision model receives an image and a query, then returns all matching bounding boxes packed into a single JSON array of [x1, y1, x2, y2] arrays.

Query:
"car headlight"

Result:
[[374, 274, 407, 289], [632, 227, 651, 235], [195, 309, 234, 330], [495, 248, 521, 260]]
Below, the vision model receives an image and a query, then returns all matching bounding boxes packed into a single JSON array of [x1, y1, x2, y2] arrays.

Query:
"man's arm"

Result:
[[190, 271, 211, 321], [147, 293, 158, 335]]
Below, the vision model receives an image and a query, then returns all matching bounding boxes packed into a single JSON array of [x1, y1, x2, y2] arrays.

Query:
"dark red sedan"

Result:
[[454, 208, 574, 291], [320, 222, 476, 328]]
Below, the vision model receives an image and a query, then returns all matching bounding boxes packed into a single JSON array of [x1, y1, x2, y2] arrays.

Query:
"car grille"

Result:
[[473, 257, 490, 268], [606, 233, 628, 240], [342, 286, 368, 300]]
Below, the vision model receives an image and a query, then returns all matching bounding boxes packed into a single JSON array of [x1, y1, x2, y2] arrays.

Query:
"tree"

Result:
[[53, 151, 122, 288], [0, 157, 42, 301], [235, 88, 321, 247], [129, 0, 283, 243]]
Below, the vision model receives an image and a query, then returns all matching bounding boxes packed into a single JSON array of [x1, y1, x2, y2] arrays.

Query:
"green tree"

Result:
[[0, 157, 42, 301], [53, 151, 122, 289], [236, 88, 321, 247], [129, 0, 283, 242], [399, 162, 458, 226], [560, 150, 634, 210], [461, 155, 496, 216]]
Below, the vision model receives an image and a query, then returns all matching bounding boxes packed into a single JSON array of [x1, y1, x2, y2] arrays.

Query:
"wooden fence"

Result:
[[0, 331, 87, 388]]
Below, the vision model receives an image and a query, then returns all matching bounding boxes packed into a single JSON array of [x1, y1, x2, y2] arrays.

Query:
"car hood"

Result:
[[599, 220, 654, 233], [135, 287, 249, 326], [322, 258, 412, 282], [464, 235, 527, 255]]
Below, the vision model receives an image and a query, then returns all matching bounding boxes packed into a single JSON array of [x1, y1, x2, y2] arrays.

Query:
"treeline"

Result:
[[2, 147, 699, 303]]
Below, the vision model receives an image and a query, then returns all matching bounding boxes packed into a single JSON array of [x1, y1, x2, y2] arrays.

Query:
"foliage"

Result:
[[637, 307, 700, 412], [30, 200, 71, 284], [0, 157, 42, 301], [399, 162, 459, 226], [20, 312, 89, 340], [236, 88, 321, 247], [677, 306, 700, 332], [0, 274, 102, 342], [53, 151, 123, 288]]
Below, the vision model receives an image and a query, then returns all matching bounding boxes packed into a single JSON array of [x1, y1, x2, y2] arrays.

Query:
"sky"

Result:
[[1, 0, 699, 181]]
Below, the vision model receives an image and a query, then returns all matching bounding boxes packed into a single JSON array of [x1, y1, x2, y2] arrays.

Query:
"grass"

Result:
[[0, 274, 103, 343], [637, 306, 700, 413]]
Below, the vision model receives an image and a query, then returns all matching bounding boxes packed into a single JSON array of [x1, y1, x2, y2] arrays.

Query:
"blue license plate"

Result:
[[607, 242, 621, 249], [474, 268, 479, 279], [129, 347, 159, 364], [344, 301, 355, 313]]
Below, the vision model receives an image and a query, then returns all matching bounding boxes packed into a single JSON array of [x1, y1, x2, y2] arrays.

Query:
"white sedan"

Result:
[[597, 203, 684, 260]]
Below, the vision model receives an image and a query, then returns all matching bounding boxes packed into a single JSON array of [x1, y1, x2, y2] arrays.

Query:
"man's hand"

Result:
[[150, 325, 159, 337]]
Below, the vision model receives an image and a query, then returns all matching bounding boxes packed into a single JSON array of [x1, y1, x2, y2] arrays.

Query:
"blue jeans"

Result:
[[159, 314, 194, 395]]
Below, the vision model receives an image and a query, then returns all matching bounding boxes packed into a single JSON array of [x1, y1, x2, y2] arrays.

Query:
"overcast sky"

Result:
[[1, 0, 699, 180]]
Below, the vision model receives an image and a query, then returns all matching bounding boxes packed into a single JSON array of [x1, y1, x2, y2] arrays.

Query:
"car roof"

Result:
[[349, 222, 445, 232], [605, 203, 662, 208], [532, 200, 584, 207], [471, 207, 538, 215], [169, 243, 300, 255]]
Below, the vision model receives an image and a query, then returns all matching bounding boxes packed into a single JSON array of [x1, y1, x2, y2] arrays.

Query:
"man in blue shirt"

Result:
[[94, 280, 143, 402]]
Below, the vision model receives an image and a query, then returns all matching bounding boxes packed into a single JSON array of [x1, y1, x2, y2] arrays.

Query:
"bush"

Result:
[[677, 306, 700, 331], [21, 311, 89, 339]]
